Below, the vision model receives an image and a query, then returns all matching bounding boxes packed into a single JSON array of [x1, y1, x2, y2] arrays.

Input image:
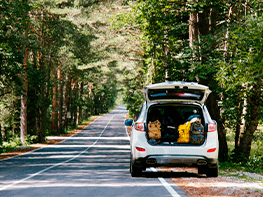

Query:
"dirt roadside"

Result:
[[162, 167, 263, 197], [126, 125, 263, 197]]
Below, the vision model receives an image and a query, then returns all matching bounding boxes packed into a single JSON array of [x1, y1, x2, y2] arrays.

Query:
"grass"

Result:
[[219, 127, 263, 175], [220, 171, 263, 183]]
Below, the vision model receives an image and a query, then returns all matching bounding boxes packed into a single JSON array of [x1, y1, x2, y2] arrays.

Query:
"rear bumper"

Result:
[[133, 155, 218, 168]]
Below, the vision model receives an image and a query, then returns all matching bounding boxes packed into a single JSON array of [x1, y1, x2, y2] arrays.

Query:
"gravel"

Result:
[[161, 167, 263, 197]]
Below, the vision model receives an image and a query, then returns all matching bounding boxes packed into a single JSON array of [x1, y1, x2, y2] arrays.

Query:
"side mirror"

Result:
[[125, 119, 134, 126]]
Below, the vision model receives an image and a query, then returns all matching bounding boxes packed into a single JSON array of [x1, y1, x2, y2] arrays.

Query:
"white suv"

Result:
[[125, 81, 219, 177]]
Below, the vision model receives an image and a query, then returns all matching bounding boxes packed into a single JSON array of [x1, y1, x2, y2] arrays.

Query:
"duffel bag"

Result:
[[177, 121, 191, 143]]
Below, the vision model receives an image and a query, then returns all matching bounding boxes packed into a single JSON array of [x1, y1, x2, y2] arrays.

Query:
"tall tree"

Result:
[[113, 0, 261, 161], [219, 13, 263, 160], [189, 1, 229, 161]]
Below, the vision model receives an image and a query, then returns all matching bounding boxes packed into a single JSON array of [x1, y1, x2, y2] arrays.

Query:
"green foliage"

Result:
[[0, 0, 124, 145], [219, 154, 263, 175], [1, 0, 263, 165], [136, 0, 190, 83], [218, 15, 263, 89], [114, 0, 263, 162], [0, 0, 31, 96], [123, 72, 144, 119], [221, 128, 263, 174], [1, 134, 37, 153]]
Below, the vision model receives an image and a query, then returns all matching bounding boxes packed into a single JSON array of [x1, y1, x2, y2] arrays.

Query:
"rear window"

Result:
[[148, 88, 205, 101]]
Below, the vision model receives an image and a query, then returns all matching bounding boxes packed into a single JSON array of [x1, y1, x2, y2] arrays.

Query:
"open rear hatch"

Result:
[[143, 82, 211, 146], [142, 81, 211, 104]]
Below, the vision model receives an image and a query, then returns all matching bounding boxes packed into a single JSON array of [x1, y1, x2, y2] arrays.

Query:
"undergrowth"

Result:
[[219, 128, 263, 175], [0, 134, 37, 154], [0, 115, 99, 154]]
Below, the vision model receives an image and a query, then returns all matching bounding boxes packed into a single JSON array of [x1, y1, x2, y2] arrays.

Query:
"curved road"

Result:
[[0, 106, 189, 197]]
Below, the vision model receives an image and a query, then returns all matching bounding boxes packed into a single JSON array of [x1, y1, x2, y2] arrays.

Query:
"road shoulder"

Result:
[[0, 116, 100, 161]]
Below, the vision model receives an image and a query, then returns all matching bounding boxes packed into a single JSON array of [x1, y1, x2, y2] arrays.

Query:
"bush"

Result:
[[1, 134, 37, 153]]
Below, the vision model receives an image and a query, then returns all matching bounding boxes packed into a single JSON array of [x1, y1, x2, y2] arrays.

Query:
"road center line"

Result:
[[0, 114, 115, 192]]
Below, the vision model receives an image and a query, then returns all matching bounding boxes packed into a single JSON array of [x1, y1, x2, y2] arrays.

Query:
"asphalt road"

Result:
[[0, 106, 189, 197]]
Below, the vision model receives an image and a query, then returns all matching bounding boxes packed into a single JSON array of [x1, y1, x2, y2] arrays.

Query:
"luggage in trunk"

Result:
[[189, 120, 205, 144], [177, 121, 191, 143], [146, 105, 206, 146], [148, 120, 162, 139]]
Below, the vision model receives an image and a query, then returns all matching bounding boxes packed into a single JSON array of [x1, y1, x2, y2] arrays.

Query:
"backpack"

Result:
[[148, 120, 162, 139], [189, 121, 205, 145]]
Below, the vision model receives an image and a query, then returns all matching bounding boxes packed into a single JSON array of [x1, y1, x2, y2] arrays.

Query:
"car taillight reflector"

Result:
[[208, 123, 216, 132], [136, 147, 146, 152], [207, 148, 217, 153], [134, 122, 144, 132]]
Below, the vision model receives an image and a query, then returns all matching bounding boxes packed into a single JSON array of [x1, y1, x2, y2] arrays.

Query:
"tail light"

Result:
[[207, 148, 217, 153], [208, 123, 216, 132], [136, 147, 146, 152], [134, 122, 145, 132]]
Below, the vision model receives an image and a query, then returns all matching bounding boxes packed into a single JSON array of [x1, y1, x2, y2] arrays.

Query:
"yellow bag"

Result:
[[148, 120, 161, 139], [177, 121, 191, 143]]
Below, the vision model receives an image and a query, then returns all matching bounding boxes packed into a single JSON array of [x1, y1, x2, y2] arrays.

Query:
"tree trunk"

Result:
[[198, 6, 209, 35], [72, 78, 78, 127], [209, 6, 218, 33], [189, 5, 229, 161], [20, 78, 28, 143], [0, 124, 3, 152], [57, 65, 64, 133], [20, 49, 28, 143], [235, 90, 243, 150], [189, 10, 198, 49], [237, 78, 262, 159], [51, 68, 58, 134], [206, 92, 228, 161], [78, 82, 84, 124], [65, 74, 72, 130], [36, 14, 50, 143]]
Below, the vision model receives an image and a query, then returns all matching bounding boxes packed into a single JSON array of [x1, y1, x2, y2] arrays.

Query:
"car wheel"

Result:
[[197, 166, 206, 175], [206, 163, 218, 177], [130, 154, 142, 177]]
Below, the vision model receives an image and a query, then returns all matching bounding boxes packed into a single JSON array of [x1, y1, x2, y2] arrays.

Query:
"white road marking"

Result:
[[42, 144, 130, 149], [0, 115, 114, 191], [124, 118, 181, 197], [47, 136, 130, 140], [150, 168, 181, 197], [0, 116, 102, 162], [5, 182, 171, 188]]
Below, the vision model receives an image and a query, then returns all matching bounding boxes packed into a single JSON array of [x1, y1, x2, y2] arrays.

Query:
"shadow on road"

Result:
[[140, 170, 206, 179]]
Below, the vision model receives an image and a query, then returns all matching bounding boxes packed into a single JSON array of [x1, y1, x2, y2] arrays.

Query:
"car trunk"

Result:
[[146, 104, 207, 146]]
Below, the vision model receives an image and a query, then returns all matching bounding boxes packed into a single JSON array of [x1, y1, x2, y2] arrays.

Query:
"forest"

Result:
[[0, 0, 263, 172], [0, 0, 122, 149]]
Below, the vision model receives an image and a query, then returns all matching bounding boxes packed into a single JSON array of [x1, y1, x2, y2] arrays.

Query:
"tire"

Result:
[[130, 154, 142, 177], [198, 166, 206, 175], [206, 163, 218, 177]]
